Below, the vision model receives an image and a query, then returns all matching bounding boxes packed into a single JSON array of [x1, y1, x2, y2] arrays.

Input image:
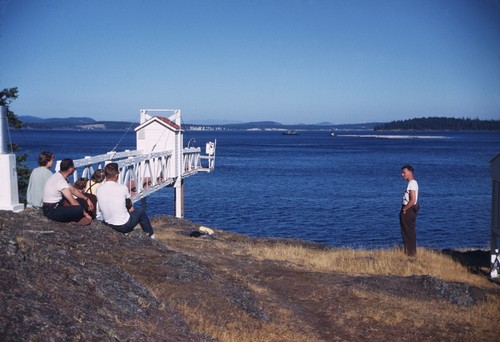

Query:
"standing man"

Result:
[[400, 164, 420, 256], [27, 151, 54, 208], [97, 163, 156, 239], [42, 158, 93, 224]]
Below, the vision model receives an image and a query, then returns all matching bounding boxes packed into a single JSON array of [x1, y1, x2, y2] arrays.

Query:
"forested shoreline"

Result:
[[374, 117, 500, 131]]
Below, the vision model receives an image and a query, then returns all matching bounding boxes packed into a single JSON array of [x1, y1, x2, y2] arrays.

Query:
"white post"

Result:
[[174, 178, 184, 218], [491, 248, 499, 278], [173, 110, 184, 218], [0, 106, 24, 212]]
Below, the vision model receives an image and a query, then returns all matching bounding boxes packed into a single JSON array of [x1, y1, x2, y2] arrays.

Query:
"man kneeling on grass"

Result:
[[97, 162, 156, 239]]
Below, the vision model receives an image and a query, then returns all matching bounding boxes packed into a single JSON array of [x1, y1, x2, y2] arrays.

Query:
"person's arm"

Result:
[[63, 187, 92, 220], [125, 198, 134, 212], [402, 190, 416, 214], [68, 185, 95, 211], [61, 187, 79, 206]]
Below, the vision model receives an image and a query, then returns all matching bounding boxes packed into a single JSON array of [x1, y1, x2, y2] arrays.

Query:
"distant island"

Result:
[[18, 116, 137, 130], [374, 117, 500, 131], [17, 115, 500, 131]]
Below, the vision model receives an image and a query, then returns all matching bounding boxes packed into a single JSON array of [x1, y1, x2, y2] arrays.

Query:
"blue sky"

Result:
[[1, 0, 499, 124]]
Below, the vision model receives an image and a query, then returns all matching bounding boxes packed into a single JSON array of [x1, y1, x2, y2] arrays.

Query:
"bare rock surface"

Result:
[[0, 210, 212, 341]]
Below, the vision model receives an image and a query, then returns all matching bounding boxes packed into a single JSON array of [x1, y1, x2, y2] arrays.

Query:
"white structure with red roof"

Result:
[[136, 109, 183, 184]]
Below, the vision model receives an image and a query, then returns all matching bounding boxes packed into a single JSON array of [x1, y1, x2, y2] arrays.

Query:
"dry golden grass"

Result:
[[241, 243, 494, 287], [349, 287, 500, 333], [164, 296, 320, 342], [143, 254, 327, 342], [152, 224, 500, 341]]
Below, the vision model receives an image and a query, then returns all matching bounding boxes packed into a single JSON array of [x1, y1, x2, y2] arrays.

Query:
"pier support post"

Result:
[[0, 106, 24, 212], [174, 178, 184, 218]]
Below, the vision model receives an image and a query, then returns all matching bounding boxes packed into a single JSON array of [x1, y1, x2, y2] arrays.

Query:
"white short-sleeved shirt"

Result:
[[43, 172, 70, 204], [96, 181, 130, 225], [402, 179, 419, 205]]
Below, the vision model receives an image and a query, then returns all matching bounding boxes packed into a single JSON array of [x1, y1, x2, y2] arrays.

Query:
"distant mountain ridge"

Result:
[[19, 116, 136, 130], [17, 115, 380, 130]]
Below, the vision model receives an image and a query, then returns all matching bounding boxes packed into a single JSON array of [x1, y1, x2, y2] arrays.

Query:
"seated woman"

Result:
[[26, 151, 54, 208], [74, 178, 97, 219], [85, 169, 105, 195]]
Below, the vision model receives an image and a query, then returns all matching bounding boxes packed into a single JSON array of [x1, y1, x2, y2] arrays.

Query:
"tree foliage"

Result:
[[0, 87, 23, 129], [1, 87, 30, 203], [374, 116, 500, 131]]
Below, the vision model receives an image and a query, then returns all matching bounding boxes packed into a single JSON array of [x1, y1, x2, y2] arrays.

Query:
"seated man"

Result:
[[42, 158, 94, 225], [97, 162, 155, 239]]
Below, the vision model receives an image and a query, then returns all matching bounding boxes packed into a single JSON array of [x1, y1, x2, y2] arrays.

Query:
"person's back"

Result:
[[96, 162, 155, 238], [43, 172, 67, 204], [97, 181, 130, 225], [27, 151, 54, 208]]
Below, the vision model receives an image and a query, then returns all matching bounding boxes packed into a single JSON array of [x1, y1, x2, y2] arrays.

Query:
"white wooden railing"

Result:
[[66, 146, 214, 203]]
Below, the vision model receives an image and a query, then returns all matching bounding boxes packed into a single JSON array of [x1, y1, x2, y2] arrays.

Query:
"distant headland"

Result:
[[17, 115, 500, 131], [374, 117, 500, 131]]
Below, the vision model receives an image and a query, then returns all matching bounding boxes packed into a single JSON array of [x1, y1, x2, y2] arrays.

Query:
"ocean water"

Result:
[[10, 128, 500, 250]]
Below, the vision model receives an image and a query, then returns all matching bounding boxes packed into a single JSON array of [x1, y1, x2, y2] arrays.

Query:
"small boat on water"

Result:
[[282, 130, 299, 136], [330, 130, 336, 137]]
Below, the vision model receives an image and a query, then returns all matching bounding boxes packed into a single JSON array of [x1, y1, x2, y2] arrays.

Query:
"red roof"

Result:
[[156, 116, 181, 130]]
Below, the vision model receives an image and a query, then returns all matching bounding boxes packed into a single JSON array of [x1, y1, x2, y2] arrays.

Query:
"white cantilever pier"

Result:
[[61, 109, 216, 218]]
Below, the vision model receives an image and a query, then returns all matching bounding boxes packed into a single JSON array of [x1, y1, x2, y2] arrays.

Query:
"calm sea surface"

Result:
[[11, 128, 500, 250]]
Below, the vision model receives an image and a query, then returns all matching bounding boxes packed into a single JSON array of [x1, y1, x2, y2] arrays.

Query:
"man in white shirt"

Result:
[[400, 164, 420, 256], [42, 158, 93, 225], [97, 163, 155, 239]]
